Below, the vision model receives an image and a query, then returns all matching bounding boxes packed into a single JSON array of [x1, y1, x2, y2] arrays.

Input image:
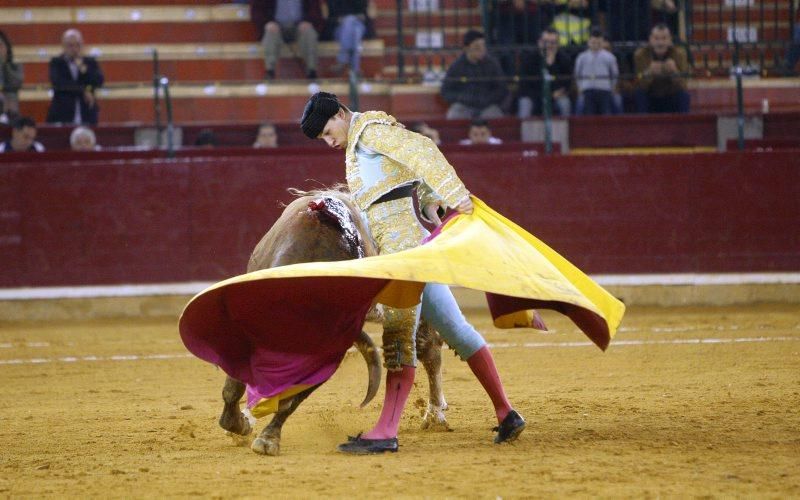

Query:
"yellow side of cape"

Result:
[[183, 197, 625, 340]]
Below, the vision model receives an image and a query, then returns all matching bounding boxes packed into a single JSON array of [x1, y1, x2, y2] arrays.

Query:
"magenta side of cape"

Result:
[[179, 276, 389, 401], [485, 293, 611, 351]]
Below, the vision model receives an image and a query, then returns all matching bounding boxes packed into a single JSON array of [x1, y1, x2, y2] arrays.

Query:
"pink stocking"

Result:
[[361, 365, 415, 439], [467, 346, 512, 423]]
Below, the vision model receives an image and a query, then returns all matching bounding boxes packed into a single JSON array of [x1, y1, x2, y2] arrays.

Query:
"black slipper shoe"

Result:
[[337, 433, 399, 454], [493, 410, 526, 444]]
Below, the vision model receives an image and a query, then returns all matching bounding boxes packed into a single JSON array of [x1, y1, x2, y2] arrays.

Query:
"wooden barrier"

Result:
[[1, 148, 797, 288]]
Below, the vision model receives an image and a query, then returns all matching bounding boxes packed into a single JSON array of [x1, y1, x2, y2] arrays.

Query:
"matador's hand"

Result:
[[423, 202, 443, 226], [454, 196, 473, 215]]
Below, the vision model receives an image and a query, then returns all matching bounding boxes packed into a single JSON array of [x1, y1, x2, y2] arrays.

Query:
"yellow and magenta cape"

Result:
[[179, 197, 625, 416]]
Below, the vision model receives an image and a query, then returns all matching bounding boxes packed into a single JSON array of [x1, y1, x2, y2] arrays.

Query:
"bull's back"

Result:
[[247, 204, 360, 272]]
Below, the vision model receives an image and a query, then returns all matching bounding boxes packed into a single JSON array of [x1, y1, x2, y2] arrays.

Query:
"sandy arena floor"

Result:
[[1, 303, 798, 498]]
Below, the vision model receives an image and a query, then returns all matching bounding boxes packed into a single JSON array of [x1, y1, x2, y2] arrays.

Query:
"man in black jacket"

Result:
[[46, 29, 104, 125], [441, 30, 507, 120]]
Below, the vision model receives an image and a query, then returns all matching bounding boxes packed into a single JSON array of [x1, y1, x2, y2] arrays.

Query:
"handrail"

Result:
[[150, 48, 175, 158], [152, 49, 162, 149]]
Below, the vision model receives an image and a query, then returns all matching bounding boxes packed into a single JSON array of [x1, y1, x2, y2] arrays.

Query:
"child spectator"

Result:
[[574, 28, 618, 115], [459, 119, 503, 145], [1, 116, 45, 153]]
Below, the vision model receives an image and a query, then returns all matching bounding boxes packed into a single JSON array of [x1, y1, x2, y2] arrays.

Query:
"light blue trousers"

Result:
[[422, 283, 486, 360], [335, 14, 366, 72]]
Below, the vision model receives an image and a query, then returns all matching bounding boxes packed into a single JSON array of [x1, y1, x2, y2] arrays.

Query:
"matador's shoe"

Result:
[[337, 433, 399, 454], [493, 410, 526, 444]]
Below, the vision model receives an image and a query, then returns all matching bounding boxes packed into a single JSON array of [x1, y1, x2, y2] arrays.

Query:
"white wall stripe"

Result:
[[0, 273, 798, 300], [1, 336, 797, 366]]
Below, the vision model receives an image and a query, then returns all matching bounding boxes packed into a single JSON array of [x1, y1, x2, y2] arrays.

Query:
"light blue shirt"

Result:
[[274, 0, 302, 27]]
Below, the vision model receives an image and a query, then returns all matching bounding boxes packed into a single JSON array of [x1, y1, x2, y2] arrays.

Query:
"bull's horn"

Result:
[[354, 330, 381, 407]]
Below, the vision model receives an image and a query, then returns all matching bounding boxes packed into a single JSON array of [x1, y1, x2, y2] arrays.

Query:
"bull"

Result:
[[218, 188, 449, 456]]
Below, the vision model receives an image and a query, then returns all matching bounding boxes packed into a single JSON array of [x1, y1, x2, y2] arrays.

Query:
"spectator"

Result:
[[441, 30, 507, 120], [46, 29, 104, 125], [410, 121, 441, 145], [194, 128, 217, 148], [70, 126, 97, 151], [517, 27, 573, 118], [634, 23, 690, 113], [0, 30, 23, 121], [459, 119, 503, 145], [251, 0, 323, 80], [253, 121, 278, 148], [0, 116, 45, 153], [552, 0, 593, 46], [574, 28, 618, 115], [324, 0, 375, 77]]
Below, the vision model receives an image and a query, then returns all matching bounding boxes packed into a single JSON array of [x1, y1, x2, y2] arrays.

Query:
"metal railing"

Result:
[[151, 49, 176, 158]]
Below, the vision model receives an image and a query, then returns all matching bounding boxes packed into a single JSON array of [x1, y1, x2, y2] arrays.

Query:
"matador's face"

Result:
[[319, 109, 350, 150]]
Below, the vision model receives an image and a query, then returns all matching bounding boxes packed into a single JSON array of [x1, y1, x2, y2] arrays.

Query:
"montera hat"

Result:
[[301, 92, 341, 139]]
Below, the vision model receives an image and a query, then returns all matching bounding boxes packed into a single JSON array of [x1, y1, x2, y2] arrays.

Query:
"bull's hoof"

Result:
[[218, 409, 253, 436], [251, 437, 280, 456]]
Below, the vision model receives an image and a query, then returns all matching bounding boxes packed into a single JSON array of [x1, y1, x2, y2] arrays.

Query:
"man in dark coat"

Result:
[[46, 29, 104, 125], [441, 30, 507, 120]]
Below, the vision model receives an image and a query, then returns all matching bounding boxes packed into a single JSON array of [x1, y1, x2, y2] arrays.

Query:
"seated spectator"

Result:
[[0, 30, 23, 121], [459, 119, 503, 145], [517, 27, 573, 118], [70, 126, 98, 151], [253, 121, 278, 148], [552, 0, 592, 46], [1, 116, 45, 153], [194, 128, 217, 148], [46, 29, 104, 125], [410, 121, 441, 145], [324, 0, 375, 77], [574, 28, 618, 115], [251, 0, 324, 80], [441, 30, 507, 120], [634, 23, 690, 113]]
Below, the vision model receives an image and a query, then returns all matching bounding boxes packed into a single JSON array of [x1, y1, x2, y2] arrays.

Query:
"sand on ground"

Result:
[[1, 304, 798, 498]]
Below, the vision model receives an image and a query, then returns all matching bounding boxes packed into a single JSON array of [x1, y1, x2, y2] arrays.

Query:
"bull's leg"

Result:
[[416, 319, 450, 431], [251, 384, 321, 456], [219, 376, 253, 437]]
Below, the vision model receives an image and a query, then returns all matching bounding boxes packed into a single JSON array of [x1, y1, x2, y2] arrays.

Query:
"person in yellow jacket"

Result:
[[300, 91, 529, 454]]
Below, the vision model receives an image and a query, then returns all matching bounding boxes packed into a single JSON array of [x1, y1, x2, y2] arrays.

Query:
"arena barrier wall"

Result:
[[1, 149, 798, 291]]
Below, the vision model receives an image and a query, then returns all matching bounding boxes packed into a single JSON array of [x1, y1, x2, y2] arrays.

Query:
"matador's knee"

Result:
[[381, 305, 419, 371]]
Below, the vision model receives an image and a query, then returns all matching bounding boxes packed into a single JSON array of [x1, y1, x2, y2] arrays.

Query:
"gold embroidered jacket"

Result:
[[345, 111, 470, 214]]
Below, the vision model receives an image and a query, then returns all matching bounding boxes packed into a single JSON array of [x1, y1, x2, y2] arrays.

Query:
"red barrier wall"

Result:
[[2, 149, 798, 287]]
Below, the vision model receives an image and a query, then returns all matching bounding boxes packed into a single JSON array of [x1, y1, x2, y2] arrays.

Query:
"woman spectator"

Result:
[[0, 30, 24, 121]]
